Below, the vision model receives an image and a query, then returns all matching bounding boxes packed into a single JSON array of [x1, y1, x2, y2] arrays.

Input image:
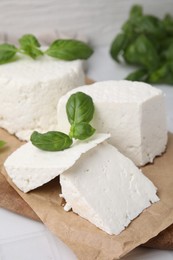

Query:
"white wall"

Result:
[[0, 0, 173, 47]]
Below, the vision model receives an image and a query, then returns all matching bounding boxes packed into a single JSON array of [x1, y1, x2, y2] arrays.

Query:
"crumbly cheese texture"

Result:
[[60, 142, 159, 235], [57, 80, 167, 166], [4, 133, 109, 192], [0, 54, 85, 141]]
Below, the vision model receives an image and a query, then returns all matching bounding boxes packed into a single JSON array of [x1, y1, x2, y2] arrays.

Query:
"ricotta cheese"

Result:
[[0, 54, 85, 141], [60, 142, 159, 235], [57, 80, 167, 166], [4, 133, 109, 192]]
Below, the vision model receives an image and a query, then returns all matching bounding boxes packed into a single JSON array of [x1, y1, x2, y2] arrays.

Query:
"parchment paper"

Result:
[[1, 128, 173, 259], [0, 129, 39, 220]]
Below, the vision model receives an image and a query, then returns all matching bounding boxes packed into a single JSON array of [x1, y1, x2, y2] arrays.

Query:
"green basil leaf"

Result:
[[21, 45, 43, 59], [110, 33, 128, 62], [148, 63, 173, 84], [0, 44, 17, 64], [133, 15, 164, 38], [66, 92, 94, 125], [0, 140, 6, 149], [125, 68, 148, 81], [162, 42, 173, 61], [122, 20, 134, 35], [160, 37, 173, 51], [19, 34, 43, 59], [46, 39, 93, 60], [70, 122, 95, 140], [123, 34, 159, 69], [162, 14, 173, 35], [30, 131, 72, 151], [122, 5, 142, 35], [19, 34, 41, 48], [130, 5, 143, 18]]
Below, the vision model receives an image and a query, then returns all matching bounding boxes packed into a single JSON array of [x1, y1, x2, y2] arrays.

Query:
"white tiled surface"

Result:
[[0, 47, 173, 259]]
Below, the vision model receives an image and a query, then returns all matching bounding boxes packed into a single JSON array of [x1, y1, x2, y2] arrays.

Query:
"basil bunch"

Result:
[[30, 92, 95, 151], [0, 34, 93, 64], [110, 5, 173, 85]]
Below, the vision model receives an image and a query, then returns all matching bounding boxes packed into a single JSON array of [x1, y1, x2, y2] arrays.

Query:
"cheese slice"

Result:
[[4, 133, 110, 192], [57, 80, 168, 166], [0, 54, 85, 141], [60, 142, 159, 235]]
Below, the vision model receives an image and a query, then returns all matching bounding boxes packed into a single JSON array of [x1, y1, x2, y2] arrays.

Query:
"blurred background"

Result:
[[0, 0, 172, 47]]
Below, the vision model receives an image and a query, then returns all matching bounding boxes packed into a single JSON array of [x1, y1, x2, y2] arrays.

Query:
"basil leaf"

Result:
[[19, 34, 41, 48], [148, 63, 173, 84], [130, 5, 143, 18], [0, 44, 17, 64], [70, 122, 95, 140], [160, 37, 173, 51], [46, 39, 93, 60], [123, 34, 159, 69], [19, 34, 43, 59], [133, 16, 164, 38], [21, 45, 43, 59], [66, 92, 94, 125], [110, 33, 128, 62], [30, 131, 72, 151], [162, 14, 173, 35], [122, 5, 142, 36], [125, 68, 147, 81], [0, 140, 6, 149], [162, 42, 173, 61]]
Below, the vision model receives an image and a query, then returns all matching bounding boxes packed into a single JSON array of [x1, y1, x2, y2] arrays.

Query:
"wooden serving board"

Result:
[[0, 127, 173, 252]]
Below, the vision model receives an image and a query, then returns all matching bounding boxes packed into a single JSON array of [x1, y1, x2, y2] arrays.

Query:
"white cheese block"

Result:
[[60, 142, 159, 235], [4, 133, 109, 193], [57, 80, 167, 166], [0, 54, 85, 141]]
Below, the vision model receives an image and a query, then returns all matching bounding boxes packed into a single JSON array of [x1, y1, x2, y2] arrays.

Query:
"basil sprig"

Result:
[[30, 92, 95, 151], [0, 34, 93, 64], [0, 140, 6, 149], [66, 92, 95, 140], [110, 5, 173, 85]]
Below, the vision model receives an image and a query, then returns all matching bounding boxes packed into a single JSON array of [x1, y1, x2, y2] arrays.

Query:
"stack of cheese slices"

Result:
[[2, 55, 167, 235]]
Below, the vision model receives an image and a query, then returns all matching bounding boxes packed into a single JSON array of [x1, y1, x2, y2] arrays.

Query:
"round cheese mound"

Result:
[[0, 54, 85, 141], [57, 80, 168, 166]]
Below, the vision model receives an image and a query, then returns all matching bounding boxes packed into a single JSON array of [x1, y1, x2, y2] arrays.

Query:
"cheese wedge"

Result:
[[0, 54, 84, 141], [4, 134, 109, 192], [60, 142, 159, 235], [57, 80, 167, 166]]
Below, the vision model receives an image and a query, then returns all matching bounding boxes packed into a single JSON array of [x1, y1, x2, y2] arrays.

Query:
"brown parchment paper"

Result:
[[1, 128, 173, 260], [0, 129, 39, 220]]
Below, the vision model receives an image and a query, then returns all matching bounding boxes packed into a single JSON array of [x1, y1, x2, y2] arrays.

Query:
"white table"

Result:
[[0, 46, 173, 260]]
